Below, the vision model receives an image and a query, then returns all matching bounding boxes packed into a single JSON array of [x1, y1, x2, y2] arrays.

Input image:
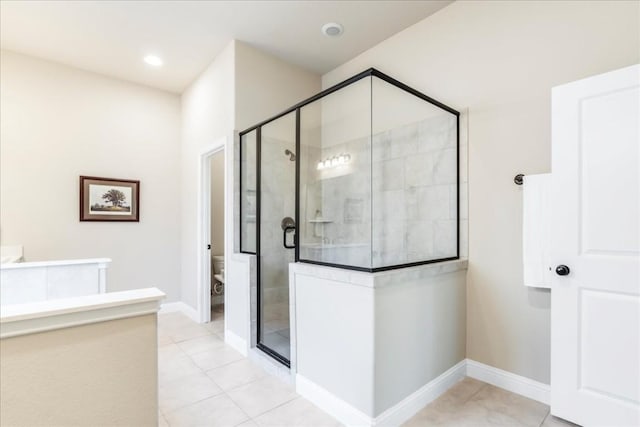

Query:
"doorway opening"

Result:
[[198, 141, 226, 327], [209, 150, 226, 325]]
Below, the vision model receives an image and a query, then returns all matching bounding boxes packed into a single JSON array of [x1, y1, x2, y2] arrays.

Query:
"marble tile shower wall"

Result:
[[372, 114, 459, 267], [299, 113, 467, 269], [259, 137, 294, 321], [299, 135, 371, 268], [240, 133, 257, 254]]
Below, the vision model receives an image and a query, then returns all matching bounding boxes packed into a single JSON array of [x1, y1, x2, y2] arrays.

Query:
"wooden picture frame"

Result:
[[80, 176, 140, 222]]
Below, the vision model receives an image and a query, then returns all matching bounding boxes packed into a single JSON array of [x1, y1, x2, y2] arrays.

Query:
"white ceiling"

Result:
[[0, 1, 452, 93]]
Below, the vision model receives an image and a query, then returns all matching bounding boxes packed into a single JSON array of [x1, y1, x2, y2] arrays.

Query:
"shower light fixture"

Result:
[[317, 153, 351, 170]]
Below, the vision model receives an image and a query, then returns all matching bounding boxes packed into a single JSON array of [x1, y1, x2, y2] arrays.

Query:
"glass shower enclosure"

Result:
[[240, 68, 459, 365]]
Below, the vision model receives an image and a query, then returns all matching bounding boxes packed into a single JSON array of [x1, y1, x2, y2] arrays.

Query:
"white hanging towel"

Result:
[[523, 173, 552, 288]]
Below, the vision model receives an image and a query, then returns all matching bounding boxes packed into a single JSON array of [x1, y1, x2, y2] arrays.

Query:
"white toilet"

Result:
[[211, 255, 225, 296]]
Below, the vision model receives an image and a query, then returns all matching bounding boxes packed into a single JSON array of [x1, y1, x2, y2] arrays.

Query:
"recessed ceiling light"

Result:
[[144, 55, 163, 67], [321, 22, 343, 37]]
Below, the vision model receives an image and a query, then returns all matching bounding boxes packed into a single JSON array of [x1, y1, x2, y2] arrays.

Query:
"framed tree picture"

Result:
[[80, 176, 140, 222]]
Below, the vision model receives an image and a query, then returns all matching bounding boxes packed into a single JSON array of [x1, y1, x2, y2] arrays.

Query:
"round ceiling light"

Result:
[[321, 22, 343, 37], [144, 55, 163, 67]]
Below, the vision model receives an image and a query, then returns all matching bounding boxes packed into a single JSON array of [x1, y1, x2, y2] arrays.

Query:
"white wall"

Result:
[[180, 41, 235, 310], [180, 40, 320, 345], [0, 50, 182, 301], [234, 41, 321, 132], [323, 0, 640, 384]]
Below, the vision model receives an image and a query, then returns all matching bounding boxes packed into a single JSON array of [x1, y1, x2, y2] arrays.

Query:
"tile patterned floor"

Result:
[[158, 311, 577, 427]]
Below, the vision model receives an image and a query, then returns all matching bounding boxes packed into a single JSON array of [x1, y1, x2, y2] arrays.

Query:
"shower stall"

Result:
[[240, 68, 462, 371]]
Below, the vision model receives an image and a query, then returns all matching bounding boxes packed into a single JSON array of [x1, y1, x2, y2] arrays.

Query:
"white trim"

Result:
[[466, 359, 550, 405], [296, 360, 466, 427], [296, 359, 550, 426], [374, 360, 467, 427], [1, 288, 165, 339], [159, 301, 200, 323], [296, 374, 372, 427], [225, 328, 248, 356], [197, 138, 228, 324]]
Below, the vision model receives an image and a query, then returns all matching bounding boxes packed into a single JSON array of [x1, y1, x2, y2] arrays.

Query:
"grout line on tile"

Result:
[[462, 381, 487, 405], [185, 352, 243, 372], [539, 409, 551, 427], [207, 371, 265, 393], [244, 393, 300, 420], [222, 390, 254, 424], [161, 389, 229, 419]]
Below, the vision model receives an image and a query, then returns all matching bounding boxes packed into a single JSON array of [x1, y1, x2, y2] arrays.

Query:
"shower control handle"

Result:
[[283, 226, 296, 249], [555, 265, 570, 276]]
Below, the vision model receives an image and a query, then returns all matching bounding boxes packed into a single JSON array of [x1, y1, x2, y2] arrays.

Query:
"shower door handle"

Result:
[[283, 226, 296, 249]]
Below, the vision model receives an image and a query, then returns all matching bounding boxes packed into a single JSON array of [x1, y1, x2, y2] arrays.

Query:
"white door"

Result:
[[551, 64, 640, 426]]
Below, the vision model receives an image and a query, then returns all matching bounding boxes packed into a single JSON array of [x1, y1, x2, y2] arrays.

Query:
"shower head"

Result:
[[284, 149, 296, 161]]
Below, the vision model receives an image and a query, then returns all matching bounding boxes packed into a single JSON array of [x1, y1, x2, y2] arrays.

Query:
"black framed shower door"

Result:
[[243, 111, 297, 367]]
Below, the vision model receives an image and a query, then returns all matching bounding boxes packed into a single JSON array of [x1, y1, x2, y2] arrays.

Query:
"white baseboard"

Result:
[[296, 360, 466, 427], [296, 374, 372, 427], [465, 359, 550, 405], [296, 359, 549, 427], [374, 359, 467, 427], [224, 329, 248, 357], [159, 302, 200, 323]]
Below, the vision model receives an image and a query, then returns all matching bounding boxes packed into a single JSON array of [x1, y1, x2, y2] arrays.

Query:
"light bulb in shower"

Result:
[[317, 153, 351, 171]]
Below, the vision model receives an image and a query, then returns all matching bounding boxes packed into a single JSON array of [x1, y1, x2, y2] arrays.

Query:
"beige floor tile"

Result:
[[403, 378, 551, 427], [466, 384, 549, 426], [166, 322, 213, 343], [205, 318, 225, 334], [439, 377, 486, 405], [159, 313, 194, 330], [403, 396, 460, 426], [541, 414, 579, 426], [206, 359, 267, 391], [159, 342, 186, 361], [159, 311, 190, 324], [164, 394, 249, 427], [159, 411, 170, 427], [235, 420, 259, 427], [227, 375, 298, 418], [177, 333, 226, 355], [159, 354, 203, 384], [158, 331, 173, 346], [189, 346, 244, 371], [253, 397, 342, 427], [403, 377, 486, 426], [454, 401, 526, 426], [159, 371, 224, 412]]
